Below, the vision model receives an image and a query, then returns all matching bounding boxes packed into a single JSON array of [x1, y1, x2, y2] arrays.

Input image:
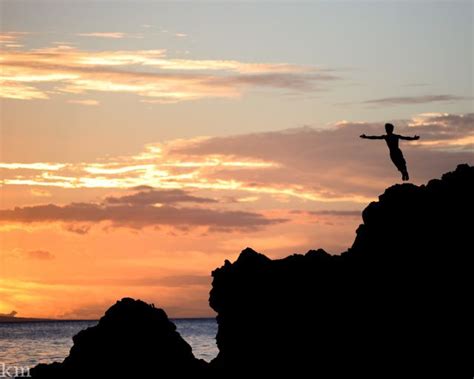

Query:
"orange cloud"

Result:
[[0, 188, 286, 232]]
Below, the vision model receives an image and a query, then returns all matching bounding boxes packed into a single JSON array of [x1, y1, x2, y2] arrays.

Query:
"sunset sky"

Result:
[[1, 0, 473, 318]]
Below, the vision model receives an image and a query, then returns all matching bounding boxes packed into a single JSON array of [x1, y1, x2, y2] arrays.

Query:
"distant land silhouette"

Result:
[[27, 164, 472, 378], [0, 311, 58, 323], [0, 310, 95, 324], [0, 310, 17, 318], [361, 122, 420, 181]]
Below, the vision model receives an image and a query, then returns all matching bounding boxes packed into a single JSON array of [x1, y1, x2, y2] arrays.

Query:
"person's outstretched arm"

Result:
[[360, 134, 384, 140], [398, 135, 420, 141]]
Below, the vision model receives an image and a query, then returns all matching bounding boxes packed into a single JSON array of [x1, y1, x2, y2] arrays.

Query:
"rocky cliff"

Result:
[[209, 164, 472, 375], [28, 164, 473, 378]]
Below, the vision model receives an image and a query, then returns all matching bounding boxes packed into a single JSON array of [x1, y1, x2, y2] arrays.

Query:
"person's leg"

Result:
[[390, 149, 408, 181], [400, 155, 409, 181]]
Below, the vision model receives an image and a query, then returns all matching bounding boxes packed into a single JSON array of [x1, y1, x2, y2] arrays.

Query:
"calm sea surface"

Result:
[[0, 319, 218, 368]]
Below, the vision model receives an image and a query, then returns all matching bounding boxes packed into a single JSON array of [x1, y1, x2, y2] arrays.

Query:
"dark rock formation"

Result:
[[27, 164, 472, 377], [209, 164, 473, 375], [30, 298, 206, 378]]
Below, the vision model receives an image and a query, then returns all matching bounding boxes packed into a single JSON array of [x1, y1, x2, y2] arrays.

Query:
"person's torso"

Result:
[[384, 134, 400, 150]]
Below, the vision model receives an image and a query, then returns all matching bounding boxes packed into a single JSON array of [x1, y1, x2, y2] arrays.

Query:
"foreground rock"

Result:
[[209, 164, 472, 375], [30, 298, 205, 378]]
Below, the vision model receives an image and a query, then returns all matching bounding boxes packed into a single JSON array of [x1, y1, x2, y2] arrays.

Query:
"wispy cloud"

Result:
[[0, 44, 338, 102], [76, 32, 144, 39], [291, 209, 361, 217], [0, 81, 48, 100], [104, 188, 216, 205], [403, 83, 430, 87], [0, 163, 65, 170], [124, 274, 210, 288], [67, 99, 99, 106], [28, 274, 211, 288], [4, 44, 24, 49], [63, 224, 90, 235], [30, 189, 52, 198], [76, 32, 127, 39], [362, 94, 469, 106], [0, 32, 28, 44], [25, 250, 55, 260]]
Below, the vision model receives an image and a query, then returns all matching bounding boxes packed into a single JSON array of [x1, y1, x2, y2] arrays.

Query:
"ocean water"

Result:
[[0, 318, 218, 368]]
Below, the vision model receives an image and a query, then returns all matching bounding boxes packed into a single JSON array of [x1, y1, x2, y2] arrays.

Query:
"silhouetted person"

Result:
[[360, 123, 420, 181]]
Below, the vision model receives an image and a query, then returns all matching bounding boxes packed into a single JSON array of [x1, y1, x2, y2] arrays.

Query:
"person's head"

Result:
[[385, 123, 394, 134]]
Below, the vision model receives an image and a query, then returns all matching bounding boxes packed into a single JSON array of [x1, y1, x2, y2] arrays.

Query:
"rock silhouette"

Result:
[[30, 298, 206, 378], [27, 164, 472, 378], [209, 164, 472, 376]]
